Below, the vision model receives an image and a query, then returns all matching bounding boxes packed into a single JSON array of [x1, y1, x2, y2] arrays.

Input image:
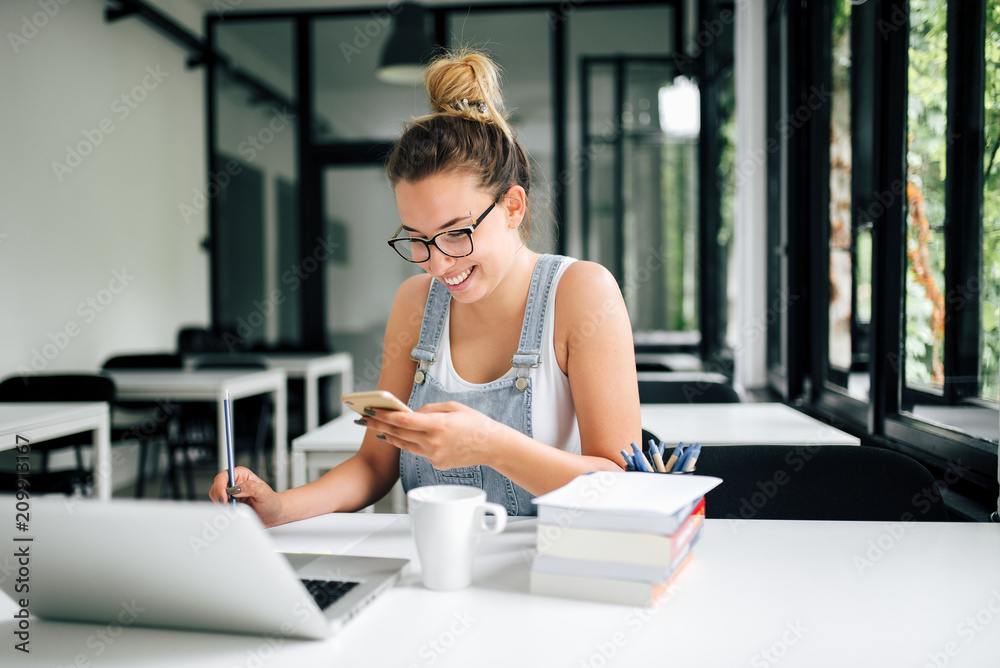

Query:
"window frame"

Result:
[[770, 0, 999, 510]]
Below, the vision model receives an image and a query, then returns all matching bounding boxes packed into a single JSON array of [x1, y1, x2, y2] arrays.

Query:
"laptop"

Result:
[[0, 497, 408, 639]]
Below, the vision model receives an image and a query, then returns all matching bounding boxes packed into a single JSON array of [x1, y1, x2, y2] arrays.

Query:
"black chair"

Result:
[[694, 445, 950, 521], [637, 372, 742, 404], [103, 353, 184, 371], [0, 374, 116, 495], [101, 353, 183, 498], [177, 326, 244, 355]]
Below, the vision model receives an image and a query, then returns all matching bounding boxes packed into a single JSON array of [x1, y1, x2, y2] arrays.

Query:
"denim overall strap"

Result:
[[510, 254, 565, 390], [409, 278, 452, 385]]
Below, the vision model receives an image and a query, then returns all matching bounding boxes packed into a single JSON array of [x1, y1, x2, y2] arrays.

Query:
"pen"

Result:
[[224, 389, 237, 506], [682, 443, 702, 472], [630, 442, 652, 472], [620, 448, 635, 470], [664, 443, 685, 472], [670, 443, 692, 472], [648, 439, 667, 473]]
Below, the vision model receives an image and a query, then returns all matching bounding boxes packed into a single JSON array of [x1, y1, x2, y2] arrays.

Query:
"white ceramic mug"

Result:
[[407, 485, 508, 591]]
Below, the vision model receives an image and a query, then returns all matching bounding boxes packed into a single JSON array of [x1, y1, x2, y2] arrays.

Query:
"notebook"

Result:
[[0, 497, 408, 640]]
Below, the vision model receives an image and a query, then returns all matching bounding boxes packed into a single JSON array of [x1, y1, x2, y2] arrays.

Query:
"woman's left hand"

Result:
[[361, 401, 509, 470]]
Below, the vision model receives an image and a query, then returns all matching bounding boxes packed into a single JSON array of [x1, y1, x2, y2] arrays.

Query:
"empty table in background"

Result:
[[0, 402, 111, 500], [640, 402, 860, 446], [105, 369, 288, 491], [256, 352, 353, 432]]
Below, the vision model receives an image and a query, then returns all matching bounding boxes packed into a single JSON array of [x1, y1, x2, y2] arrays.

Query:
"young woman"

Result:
[[210, 49, 641, 524]]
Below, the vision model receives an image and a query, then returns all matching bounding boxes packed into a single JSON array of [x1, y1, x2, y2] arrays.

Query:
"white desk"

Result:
[[634, 352, 703, 371], [290, 404, 858, 494], [2, 513, 997, 666], [290, 413, 364, 488], [187, 352, 354, 432], [290, 414, 405, 511], [258, 352, 353, 431], [641, 403, 860, 446], [0, 402, 111, 500], [106, 370, 288, 491]]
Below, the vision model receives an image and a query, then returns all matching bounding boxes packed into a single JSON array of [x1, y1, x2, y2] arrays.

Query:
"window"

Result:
[[827, 1, 870, 400], [983, 1, 1000, 402], [904, 0, 948, 394], [771, 0, 999, 514]]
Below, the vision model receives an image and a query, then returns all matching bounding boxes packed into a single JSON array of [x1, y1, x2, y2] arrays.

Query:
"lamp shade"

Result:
[[377, 3, 436, 85]]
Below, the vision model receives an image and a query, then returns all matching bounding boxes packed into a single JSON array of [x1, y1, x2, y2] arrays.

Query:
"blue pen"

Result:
[[682, 443, 702, 472], [630, 442, 652, 472], [620, 448, 635, 470], [664, 443, 685, 472], [671, 443, 692, 472], [223, 389, 237, 506], [648, 439, 667, 472], [674, 442, 700, 472]]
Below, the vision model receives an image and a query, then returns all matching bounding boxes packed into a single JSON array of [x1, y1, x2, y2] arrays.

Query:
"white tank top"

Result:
[[434, 258, 581, 455]]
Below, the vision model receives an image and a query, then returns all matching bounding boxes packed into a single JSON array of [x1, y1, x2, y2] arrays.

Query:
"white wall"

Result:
[[0, 0, 209, 378]]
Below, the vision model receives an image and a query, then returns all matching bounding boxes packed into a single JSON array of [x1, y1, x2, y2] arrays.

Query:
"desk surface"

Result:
[[640, 402, 861, 446], [104, 369, 288, 490], [296, 403, 860, 451], [0, 402, 107, 436], [0, 402, 112, 499], [185, 351, 351, 375], [2, 512, 997, 667], [105, 369, 286, 399], [291, 412, 364, 451]]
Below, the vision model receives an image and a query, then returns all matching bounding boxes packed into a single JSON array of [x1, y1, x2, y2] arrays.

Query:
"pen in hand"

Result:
[[224, 389, 237, 506]]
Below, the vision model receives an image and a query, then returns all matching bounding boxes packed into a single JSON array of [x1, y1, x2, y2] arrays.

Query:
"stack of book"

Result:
[[529, 471, 722, 606]]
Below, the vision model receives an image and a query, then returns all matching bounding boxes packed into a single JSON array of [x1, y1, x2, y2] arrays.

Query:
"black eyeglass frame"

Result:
[[387, 200, 499, 263]]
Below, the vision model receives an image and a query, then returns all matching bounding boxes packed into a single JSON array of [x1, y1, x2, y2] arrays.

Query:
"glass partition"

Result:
[[212, 19, 299, 349]]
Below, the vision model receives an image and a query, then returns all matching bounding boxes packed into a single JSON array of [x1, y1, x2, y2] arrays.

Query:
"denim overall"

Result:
[[399, 254, 569, 516]]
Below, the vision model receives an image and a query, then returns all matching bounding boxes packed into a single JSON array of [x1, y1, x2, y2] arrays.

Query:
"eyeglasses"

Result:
[[387, 201, 498, 263]]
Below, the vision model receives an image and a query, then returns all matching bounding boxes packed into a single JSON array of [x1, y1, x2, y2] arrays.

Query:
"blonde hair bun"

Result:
[[424, 48, 514, 140]]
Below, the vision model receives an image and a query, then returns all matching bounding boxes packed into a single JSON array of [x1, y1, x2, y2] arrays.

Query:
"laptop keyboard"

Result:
[[301, 579, 359, 611]]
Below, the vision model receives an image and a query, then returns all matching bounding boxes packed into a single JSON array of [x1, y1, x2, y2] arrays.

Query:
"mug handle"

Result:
[[477, 502, 507, 536]]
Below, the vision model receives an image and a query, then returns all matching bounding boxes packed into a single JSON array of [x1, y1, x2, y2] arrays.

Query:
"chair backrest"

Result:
[[637, 372, 742, 404], [0, 374, 115, 403], [101, 353, 183, 369], [695, 445, 949, 521], [177, 326, 244, 354]]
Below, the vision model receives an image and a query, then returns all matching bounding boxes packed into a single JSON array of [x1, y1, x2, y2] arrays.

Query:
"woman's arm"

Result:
[[368, 261, 640, 497], [209, 274, 431, 525]]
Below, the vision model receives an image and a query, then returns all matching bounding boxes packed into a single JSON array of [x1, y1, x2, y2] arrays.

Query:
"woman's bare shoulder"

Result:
[[556, 260, 624, 320]]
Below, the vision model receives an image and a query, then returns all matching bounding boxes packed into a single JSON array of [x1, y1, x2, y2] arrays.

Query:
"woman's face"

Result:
[[394, 171, 524, 304]]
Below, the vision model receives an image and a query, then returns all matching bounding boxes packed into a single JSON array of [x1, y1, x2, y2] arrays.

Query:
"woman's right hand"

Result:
[[208, 466, 283, 528]]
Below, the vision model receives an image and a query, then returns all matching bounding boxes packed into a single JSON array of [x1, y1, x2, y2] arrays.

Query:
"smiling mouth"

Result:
[[442, 267, 474, 286]]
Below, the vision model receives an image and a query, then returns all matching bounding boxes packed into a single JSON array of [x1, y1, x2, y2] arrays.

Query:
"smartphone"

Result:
[[341, 390, 412, 415]]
